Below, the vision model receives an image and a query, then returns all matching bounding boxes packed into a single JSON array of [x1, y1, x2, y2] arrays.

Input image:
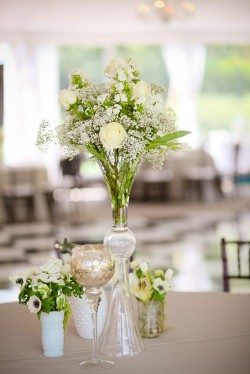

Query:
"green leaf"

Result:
[[76, 144, 106, 163], [151, 289, 165, 303], [136, 268, 143, 279], [146, 131, 190, 150], [42, 297, 55, 313], [63, 300, 72, 332]]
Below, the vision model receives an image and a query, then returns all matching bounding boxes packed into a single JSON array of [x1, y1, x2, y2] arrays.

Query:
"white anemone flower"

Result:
[[9, 274, 27, 289], [153, 278, 171, 295], [27, 295, 42, 313]]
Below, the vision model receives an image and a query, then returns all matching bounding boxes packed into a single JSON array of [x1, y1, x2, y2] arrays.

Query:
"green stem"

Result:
[[98, 156, 141, 226]]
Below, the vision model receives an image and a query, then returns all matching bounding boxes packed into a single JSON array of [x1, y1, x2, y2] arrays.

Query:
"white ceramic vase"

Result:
[[70, 289, 108, 339], [41, 310, 64, 357]]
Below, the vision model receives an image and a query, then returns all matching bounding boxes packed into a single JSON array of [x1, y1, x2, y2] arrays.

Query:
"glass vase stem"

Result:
[[101, 210, 144, 357], [98, 157, 144, 358], [91, 310, 98, 363]]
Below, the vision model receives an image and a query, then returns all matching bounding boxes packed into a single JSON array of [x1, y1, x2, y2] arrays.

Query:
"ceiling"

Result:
[[0, 0, 250, 46]]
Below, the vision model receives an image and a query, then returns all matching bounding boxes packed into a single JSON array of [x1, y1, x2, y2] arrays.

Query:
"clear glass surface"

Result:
[[104, 226, 136, 258], [101, 257, 144, 357], [71, 244, 115, 370], [138, 299, 165, 338]]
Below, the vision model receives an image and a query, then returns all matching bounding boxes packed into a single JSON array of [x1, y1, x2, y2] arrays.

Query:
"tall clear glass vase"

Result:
[[101, 205, 144, 357]]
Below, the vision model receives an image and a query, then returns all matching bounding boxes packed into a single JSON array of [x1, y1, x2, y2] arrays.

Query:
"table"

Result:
[[0, 292, 250, 374]]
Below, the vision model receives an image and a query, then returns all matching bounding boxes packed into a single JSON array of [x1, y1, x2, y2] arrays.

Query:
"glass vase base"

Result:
[[101, 259, 144, 358], [79, 358, 115, 370]]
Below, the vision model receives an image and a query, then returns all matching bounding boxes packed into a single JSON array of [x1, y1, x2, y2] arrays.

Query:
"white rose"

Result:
[[99, 122, 127, 150], [132, 81, 151, 98], [58, 89, 78, 109], [104, 58, 124, 78]]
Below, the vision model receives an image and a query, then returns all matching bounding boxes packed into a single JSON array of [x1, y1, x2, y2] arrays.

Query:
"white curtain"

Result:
[[1, 42, 59, 172], [162, 44, 206, 148]]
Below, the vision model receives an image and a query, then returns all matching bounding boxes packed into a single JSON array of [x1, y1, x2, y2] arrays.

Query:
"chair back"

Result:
[[221, 238, 250, 292]]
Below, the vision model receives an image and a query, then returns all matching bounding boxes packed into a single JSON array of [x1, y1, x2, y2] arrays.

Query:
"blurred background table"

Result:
[[0, 292, 249, 374], [0, 166, 50, 223]]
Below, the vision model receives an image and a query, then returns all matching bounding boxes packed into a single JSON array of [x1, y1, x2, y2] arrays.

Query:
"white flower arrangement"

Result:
[[9, 258, 84, 329], [36, 57, 190, 226], [36, 57, 189, 169], [129, 260, 173, 303]]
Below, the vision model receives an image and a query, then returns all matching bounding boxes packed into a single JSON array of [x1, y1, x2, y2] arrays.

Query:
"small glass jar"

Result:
[[138, 299, 165, 338]]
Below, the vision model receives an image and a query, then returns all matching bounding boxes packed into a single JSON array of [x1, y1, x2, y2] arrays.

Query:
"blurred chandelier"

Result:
[[135, 0, 196, 22]]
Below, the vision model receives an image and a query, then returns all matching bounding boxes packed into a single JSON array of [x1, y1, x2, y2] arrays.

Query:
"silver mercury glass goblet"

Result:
[[71, 244, 115, 370]]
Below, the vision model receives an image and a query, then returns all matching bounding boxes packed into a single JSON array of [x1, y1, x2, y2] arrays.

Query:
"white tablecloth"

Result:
[[0, 292, 249, 374]]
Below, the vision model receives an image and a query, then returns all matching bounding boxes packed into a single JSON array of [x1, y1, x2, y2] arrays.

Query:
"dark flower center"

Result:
[[33, 301, 40, 308], [16, 278, 23, 285], [157, 285, 164, 291], [139, 280, 147, 289]]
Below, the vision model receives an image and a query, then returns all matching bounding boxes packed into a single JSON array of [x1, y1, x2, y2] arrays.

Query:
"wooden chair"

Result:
[[3, 168, 35, 223], [220, 238, 250, 292]]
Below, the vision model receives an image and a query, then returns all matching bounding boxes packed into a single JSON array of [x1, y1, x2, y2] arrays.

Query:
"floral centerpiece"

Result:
[[36, 57, 189, 225], [129, 260, 173, 338], [9, 258, 84, 330], [36, 57, 189, 356]]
